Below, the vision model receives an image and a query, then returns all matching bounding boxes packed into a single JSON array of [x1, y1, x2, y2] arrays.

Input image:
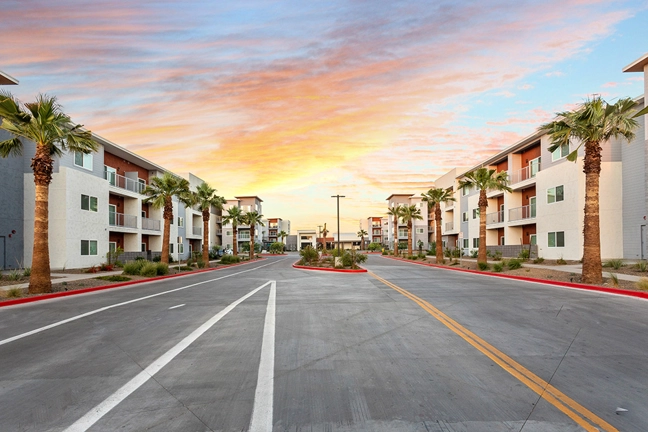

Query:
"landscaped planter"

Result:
[[292, 262, 367, 273]]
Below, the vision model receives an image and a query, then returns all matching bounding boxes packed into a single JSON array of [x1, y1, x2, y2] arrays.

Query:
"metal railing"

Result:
[[105, 170, 146, 194], [509, 160, 541, 185], [509, 205, 536, 221], [445, 221, 454, 231], [193, 226, 202, 236], [486, 211, 505, 225], [142, 217, 161, 231], [216, 229, 223, 235], [109, 212, 137, 228]]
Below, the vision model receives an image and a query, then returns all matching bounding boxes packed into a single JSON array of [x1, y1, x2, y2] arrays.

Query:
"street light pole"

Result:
[[331, 195, 345, 254]]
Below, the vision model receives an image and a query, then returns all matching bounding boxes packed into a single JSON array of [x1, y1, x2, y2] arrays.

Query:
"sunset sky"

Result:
[[2, 1, 647, 232]]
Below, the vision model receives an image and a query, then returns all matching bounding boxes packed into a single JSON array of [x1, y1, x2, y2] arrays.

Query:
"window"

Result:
[[226, 231, 232, 236], [398, 229, 407, 237], [104, 166, 117, 186], [472, 209, 479, 219], [462, 212, 468, 222], [74, 151, 93, 170], [178, 243, 184, 254], [472, 238, 479, 248], [551, 143, 569, 161], [141, 210, 147, 218], [141, 243, 146, 252], [169, 243, 174, 254], [530, 234, 537, 245], [81, 240, 97, 256], [547, 185, 564, 204], [462, 238, 469, 248], [416, 228, 424, 234], [462, 185, 471, 196], [81, 195, 97, 212], [177, 217, 184, 227], [500, 236, 505, 245], [548, 231, 565, 247]]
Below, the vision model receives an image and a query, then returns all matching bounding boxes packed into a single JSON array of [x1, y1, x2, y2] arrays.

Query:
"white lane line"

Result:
[[0, 259, 283, 347], [249, 281, 276, 432], [168, 304, 185, 310], [63, 280, 274, 432]]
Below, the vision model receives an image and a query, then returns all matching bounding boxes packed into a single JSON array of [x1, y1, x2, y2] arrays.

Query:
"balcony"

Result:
[[193, 226, 202, 236], [109, 212, 137, 229], [486, 211, 505, 225], [142, 217, 161, 231], [444, 204, 454, 212], [214, 216, 222, 223], [372, 230, 381, 235], [268, 224, 279, 229], [509, 160, 540, 186], [105, 171, 146, 194], [509, 205, 536, 222], [216, 229, 223, 235], [238, 235, 251, 241], [445, 221, 454, 231]]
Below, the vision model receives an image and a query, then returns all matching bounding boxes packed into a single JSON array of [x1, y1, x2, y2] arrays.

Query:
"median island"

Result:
[[293, 246, 368, 272]]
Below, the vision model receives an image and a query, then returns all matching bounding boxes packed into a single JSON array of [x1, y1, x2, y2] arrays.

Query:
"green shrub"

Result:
[[95, 275, 131, 282], [492, 250, 502, 261], [417, 253, 426, 260], [139, 262, 158, 277], [518, 249, 530, 260], [299, 246, 320, 265], [209, 245, 221, 260], [368, 242, 381, 251], [270, 242, 284, 254], [492, 262, 504, 272], [152, 255, 161, 262], [408, 255, 417, 260], [22, 267, 31, 277], [196, 260, 206, 269], [123, 260, 147, 275], [635, 261, 648, 272], [507, 259, 523, 270], [605, 259, 624, 270], [607, 272, 619, 287], [636, 278, 648, 291], [556, 257, 567, 265], [135, 256, 146, 261], [220, 255, 241, 265], [382, 250, 388, 255], [114, 260, 123, 267], [179, 266, 193, 271], [156, 262, 169, 275], [532, 257, 545, 264], [470, 250, 478, 258], [477, 262, 490, 271], [5, 287, 23, 298], [8, 270, 22, 281], [444, 248, 452, 258]]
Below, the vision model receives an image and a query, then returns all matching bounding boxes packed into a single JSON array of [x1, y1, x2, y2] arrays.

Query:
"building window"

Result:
[[472, 209, 479, 219], [398, 229, 407, 237], [169, 243, 174, 254], [547, 185, 564, 204], [530, 234, 537, 245], [81, 194, 98, 212], [548, 231, 565, 247], [551, 143, 569, 162], [416, 228, 424, 234], [178, 243, 184, 254], [177, 217, 184, 227], [462, 185, 471, 196], [472, 238, 479, 248], [462, 212, 468, 222], [74, 151, 93, 170], [141, 243, 146, 252], [81, 240, 97, 256], [462, 238, 469, 248]]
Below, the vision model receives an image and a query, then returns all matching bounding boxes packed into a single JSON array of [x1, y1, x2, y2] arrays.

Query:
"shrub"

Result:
[[444, 248, 452, 258], [556, 256, 567, 265], [417, 253, 426, 260], [532, 257, 545, 264], [220, 255, 241, 265], [196, 260, 206, 269], [114, 260, 123, 267], [635, 261, 648, 272], [85, 266, 99, 274], [22, 267, 31, 277], [8, 270, 22, 281], [5, 287, 23, 298], [368, 242, 381, 251], [408, 255, 417, 260], [152, 255, 161, 262], [123, 260, 147, 275], [100, 263, 114, 271], [135, 256, 146, 261], [607, 272, 619, 288], [492, 262, 504, 272], [270, 242, 284, 254], [156, 262, 169, 275], [636, 278, 648, 291], [382, 250, 388, 255], [106, 246, 124, 265], [477, 262, 490, 271], [605, 259, 624, 270], [299, 246, 320, 265], [518, 249, 530, 261], [209, 245, 221, 260], [186, 258, 195, 267], [179, 266, 193, 271], [96, 275, 131, 282], [140, 262, 158, 277], [492, 250, 502, 261], [470, 250, 478, 258], [507, 259, 523, 270]]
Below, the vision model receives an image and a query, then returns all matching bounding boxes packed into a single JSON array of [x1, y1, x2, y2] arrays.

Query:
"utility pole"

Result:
[[331, 195, 345, 254]]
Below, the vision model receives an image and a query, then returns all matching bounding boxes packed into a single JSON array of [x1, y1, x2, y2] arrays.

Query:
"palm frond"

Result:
[[0, 137, 23, 157]]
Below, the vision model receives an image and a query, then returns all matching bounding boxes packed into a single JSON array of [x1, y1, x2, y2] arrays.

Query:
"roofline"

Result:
[[0, 70, 18, 85], [92, 133, 171, 174], [623, 52, 648, 73], [235, 196, 264, 202], [386, 194, 414, 201]]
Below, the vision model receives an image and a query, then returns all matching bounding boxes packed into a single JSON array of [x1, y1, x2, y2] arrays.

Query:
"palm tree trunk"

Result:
[[393, 215, 398, 254], [582, 141, 603, 284], [161, 197, 173, 264], [202, 210, 210, 266], [478, 190, 488, 264], [435, 204, 443, 263], [407, 221, 413, 256], [249, 226, 255, 260], [29, 181, 52, 293], [232, 225, 238, 255]]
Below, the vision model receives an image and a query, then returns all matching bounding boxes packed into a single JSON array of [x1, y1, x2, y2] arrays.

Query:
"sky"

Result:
[[1, 0, 647, 232]]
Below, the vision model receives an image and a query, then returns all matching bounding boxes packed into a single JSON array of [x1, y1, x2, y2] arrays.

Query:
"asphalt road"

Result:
[[0, 255, 646, 431]]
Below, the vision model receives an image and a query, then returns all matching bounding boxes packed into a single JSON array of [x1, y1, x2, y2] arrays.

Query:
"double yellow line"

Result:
[[368, 271, 617, 432]]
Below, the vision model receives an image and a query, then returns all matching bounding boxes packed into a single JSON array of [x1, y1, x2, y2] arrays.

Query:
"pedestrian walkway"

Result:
[[0, 270, 124, 293]]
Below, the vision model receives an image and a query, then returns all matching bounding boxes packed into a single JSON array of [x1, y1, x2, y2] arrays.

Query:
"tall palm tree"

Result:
[[458, 168, 511, 264], [242, 211, 265, 259], [0, 93, 97, 294], [539, 96, 647, 284], [386, 205, 402, 254], [357, 229, 368, 250], [223, 206, 244, 255], [399, 204, 423, 256], [279, 230, 288, 252], [193, 182, 225, 265], [143, 173, 193, 264], [421, 187, 456, 263]]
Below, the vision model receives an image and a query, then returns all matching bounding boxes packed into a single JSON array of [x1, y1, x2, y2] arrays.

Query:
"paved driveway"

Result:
[[0, 255, 645, 431]]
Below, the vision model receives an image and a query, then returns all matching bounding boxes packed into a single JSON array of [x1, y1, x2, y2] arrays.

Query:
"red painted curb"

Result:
[[381, 255, 648, 300], [0, 258, 265, 308], [292, 262, 367, 273]]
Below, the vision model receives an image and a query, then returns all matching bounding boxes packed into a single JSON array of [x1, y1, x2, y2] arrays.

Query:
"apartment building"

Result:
[[385, 194, 432, 251], [367, 217, 388, 245], [262, 218, 291, 248], [221, 196, 264, 251]]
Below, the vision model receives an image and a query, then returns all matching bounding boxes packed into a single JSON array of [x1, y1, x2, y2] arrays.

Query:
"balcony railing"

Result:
[[509, 160, 541, 185], [105, 170, 146, 194], [372, 230, 381, 235], [214, 216, 222, 223], [486, 211, 505, 225], [445, 221, 454, 231], [109, 212, 137, 228], [268, 224, 279, 229], [216, 229, 222, 235], [238, 235, 251, 241], [193, 226, 202, 236], [142, 217, 161, 231], [509, 205, 536, 221]]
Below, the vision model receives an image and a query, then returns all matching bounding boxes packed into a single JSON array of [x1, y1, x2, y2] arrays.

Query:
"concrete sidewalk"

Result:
[[0, 270, 124, 292]]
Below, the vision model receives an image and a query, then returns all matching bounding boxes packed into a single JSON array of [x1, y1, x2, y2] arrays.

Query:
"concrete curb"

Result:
[[381, 255, 648, 300], [292, 262, 367, 273], [0, 259, 265, 308]]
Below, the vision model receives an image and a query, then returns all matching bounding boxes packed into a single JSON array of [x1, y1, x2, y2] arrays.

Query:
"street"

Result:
[[0, 255, 646, 431]]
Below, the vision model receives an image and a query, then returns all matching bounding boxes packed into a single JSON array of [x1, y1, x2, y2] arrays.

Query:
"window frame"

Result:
[[551, 143, 569, 162], [74, 151, 93, 170], [548, 231, 565, 247], [81, 194, 98, 212], [81, 240, 98, 256], [547, 185, 564, 204]]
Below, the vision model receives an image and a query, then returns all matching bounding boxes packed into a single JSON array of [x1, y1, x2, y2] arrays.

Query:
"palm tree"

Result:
[[458, 168, 511, 264], [242, 211, 265, 259], [539, 96, 647, 284], [193, 182, 225, 266], [399, 204, 423, 256], [223, 206, 244, 255], [143, 173, 193, 264], [386, 205, 403, 254], [0, 93, 97, 294], [279, 230, 288, 252], [421, 187, 456, 263], [357, 229, 368, 250]]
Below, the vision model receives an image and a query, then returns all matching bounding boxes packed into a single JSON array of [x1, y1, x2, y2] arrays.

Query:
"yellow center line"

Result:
[[368, 271, 617, 432]]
